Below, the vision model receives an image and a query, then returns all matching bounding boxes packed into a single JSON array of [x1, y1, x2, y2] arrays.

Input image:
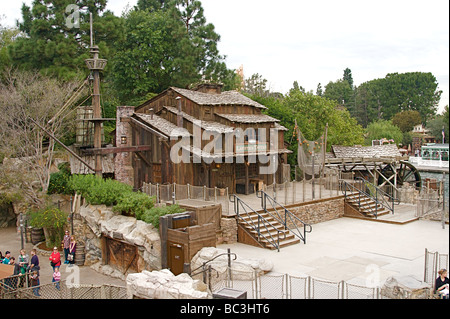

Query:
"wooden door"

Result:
[[152, 164, 162, 184], [168, 243, 184, 275], [106, 237, 139, 274]]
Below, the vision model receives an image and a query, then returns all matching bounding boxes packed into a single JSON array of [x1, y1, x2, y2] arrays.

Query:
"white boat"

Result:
[[408, 143, 449, 172]]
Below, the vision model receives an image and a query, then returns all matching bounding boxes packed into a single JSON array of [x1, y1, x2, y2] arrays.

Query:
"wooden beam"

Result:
[[82, 145, 152, 155], [29, 117, 95, 172], [135, 151, 152, 167]]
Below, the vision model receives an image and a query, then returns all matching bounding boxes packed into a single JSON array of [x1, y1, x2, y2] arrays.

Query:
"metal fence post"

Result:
[[156, 183, 160, 204], [307, 276, 311, 299], [254, 269, 259, 299]]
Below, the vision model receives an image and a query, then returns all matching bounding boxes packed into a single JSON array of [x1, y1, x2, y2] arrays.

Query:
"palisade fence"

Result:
[[199, 268, 382, 299], [141, 183, 231, 215], [141, 167, 344, 212]]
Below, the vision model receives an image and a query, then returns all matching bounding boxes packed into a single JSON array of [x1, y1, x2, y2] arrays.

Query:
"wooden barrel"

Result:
[[25, 227, 32, 243], [31, 228, 44, 245], [74, 244, 85, 266]]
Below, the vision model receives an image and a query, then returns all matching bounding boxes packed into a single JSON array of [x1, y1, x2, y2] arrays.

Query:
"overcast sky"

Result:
[[1, 0, 448, 113]]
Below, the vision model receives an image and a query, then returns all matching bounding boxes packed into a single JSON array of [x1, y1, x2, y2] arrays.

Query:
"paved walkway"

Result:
[[218, 217, 449, 286], [0, 226, 126, 287]]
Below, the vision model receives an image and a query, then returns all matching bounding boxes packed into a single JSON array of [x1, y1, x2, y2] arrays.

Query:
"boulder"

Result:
[[191, 247, 273, 281], [77, 203, 161, 272], [126, 269, 210, 299], [380, 275, 432, 299]]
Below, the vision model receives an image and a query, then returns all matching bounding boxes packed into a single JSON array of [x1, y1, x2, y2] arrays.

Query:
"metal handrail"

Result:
[[230, 194, 285, 252], [341, 180, 386, 218], [354, 177, 398, 214], [190, 251, 237, 277], [257, 190, 312, 244]]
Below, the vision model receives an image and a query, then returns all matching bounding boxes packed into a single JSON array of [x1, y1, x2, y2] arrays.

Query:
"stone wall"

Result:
[[287, 196, 345, 225], [216, 217, 237, 245]]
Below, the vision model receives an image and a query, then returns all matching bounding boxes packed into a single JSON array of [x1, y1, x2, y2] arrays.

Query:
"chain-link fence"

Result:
[[142, 182, 230, 215], [203, 267, 384, 299], [416, 188, 449, 223], [424, 248, 449, 286], [1, 279, 126, 299]]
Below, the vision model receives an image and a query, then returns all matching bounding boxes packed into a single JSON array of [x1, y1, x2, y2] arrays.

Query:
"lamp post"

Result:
[[19, 213, 24, 250]]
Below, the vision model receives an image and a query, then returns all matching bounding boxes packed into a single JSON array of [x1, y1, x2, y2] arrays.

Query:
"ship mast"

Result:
[[85, 12, 107, 176]]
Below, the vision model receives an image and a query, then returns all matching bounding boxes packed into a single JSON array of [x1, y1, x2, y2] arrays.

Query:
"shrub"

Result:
[[68, 175, 133, 206], [28, 205, 68, 248], [140, 204, 185, 228], [48, 162, 72, 195], [113, 191, 155, 219]]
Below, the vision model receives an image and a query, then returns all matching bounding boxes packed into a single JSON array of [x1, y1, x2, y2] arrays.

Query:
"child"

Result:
[[52, 267, 61, 291], [31, 270, 40, 296]]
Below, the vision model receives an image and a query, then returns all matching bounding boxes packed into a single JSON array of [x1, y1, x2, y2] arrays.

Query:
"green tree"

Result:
[[111, 1, 236, 103], [365, 120, 403, 145], [244, 73, 269, 97], [427, 115, 448, 144], [324, 79, 354, 111], [0, 17, 21, 73], [392, 110, 422, 133], [354, 72, 442, 126], [343, 67, 354, 89], [284, 91, 364, 148], [9, 0, 124, 80]]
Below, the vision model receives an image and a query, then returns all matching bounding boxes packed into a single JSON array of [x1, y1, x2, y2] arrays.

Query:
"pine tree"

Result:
[[9, 0, 123, 80], [343, 67, 354, 89]]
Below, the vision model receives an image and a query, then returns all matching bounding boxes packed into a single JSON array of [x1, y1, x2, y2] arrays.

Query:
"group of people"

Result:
[[1, 248, 41, 295], [1, 230, 77, 296]]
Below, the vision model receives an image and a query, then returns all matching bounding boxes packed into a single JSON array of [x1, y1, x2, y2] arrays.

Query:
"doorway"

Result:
[[104, 237, 139, 274], [168, 243, 184, 275]]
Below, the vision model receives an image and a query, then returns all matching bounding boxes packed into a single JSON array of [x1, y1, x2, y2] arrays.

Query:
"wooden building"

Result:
[[115, 84, 291, 193]]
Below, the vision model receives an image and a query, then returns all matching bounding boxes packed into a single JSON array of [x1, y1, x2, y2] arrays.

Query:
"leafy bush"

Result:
[[28, 205, 68, 248], [67, 175, 180, 228], [68, 175, 133, 206], [113, 191, 155, 219], [140, 204, 185, 228], [48, 162, 72, 195]]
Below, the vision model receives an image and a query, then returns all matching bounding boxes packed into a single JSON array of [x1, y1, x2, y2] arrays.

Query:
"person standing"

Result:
[[2, 251, 11, 264], [52, 266, 61, 290], [30, 270, 40, 296], [435, 269, 449, 299], [62, 231, 70, 264], [17, 249, 29, 288], [68, 235, 77, 267], [30, 249, 40, 275], [49, 247, 61, 271], [18, 249, 29, 274]]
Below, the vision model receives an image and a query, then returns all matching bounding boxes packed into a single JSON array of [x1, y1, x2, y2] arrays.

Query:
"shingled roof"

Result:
[[170, 87, 267, 109], [134, 113, 191, 138], [216, 113, 280, 124], [331, 144, 402, 159]]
